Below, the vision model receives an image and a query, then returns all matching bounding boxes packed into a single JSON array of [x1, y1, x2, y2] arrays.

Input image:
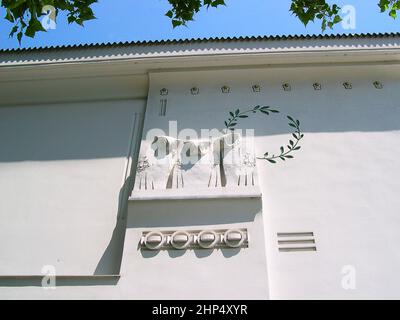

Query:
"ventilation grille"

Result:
[[277, 232, 316, 252]]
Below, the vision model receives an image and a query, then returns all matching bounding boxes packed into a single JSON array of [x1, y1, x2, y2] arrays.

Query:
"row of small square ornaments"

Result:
[[159, 81, 384, 96]]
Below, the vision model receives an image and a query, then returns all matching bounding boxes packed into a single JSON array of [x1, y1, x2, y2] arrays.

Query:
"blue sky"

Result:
[[1, 0, 400, 50]]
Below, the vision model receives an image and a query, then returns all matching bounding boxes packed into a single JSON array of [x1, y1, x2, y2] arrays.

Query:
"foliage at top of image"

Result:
[[2, 0, 96, 43], [2, 0, 400, 43]]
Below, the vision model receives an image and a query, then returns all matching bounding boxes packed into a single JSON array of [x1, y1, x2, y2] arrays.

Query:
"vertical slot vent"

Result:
[[159, 99, 167, 116]]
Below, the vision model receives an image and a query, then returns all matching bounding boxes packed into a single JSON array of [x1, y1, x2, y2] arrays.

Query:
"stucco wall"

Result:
[[142, 66, 400, 299], [0, 99, 145, 276], [120, 198, 269, 300], [1, 61, 400, 299]]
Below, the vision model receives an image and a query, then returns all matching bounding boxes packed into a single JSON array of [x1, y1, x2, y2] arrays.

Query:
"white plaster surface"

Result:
[[0, 99, 145, 276], [1, 56, 400, 299]]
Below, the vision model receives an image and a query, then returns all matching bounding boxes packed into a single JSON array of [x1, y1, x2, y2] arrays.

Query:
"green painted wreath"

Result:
[[223, 105, 304, 163]]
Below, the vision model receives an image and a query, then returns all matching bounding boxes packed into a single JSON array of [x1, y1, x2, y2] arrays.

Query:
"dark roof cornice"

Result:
[[1, 32, 399, 53]]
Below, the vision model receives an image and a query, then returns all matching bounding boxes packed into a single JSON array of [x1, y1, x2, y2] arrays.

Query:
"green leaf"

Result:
[[25, 17, 45, 38], [8, 0, 27, 10], [165, 10, 173, 18], [322, 19, 327, 32], [333, 15, 342, 24], [5, 9, 14, 23], [9, 25, 18, 38], [67, 15, 75, 24], [172, 19, 182, 27], [17, 31, 23, 44]]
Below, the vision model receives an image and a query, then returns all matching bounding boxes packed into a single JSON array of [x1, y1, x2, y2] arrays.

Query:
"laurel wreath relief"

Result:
[[224, 105, 304, 163]]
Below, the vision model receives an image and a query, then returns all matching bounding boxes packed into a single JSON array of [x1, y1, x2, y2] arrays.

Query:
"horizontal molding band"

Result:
[[130, 187, 261, 201], [0, 275, 120, 280]]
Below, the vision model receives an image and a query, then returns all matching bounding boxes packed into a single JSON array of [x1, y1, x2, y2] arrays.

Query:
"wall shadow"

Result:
[[0, 276, 120, 287], [139, 247, 242, 259], [127, 198, 260, 229], [1, 90, 399, 163], [0, 101, 142, 162], [93, 177, 134, 275]]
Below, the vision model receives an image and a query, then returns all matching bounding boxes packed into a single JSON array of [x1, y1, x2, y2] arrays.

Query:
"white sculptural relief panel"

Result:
[[132, 131, 259, 198], [131, 73, 304, 200]]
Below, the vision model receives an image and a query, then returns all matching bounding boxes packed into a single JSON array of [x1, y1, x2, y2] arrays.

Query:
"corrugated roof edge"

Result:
[[1, 32, 399, 53]]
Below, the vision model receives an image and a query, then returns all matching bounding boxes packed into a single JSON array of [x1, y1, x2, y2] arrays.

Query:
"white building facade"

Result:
[[0, 33, 400, 299]]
